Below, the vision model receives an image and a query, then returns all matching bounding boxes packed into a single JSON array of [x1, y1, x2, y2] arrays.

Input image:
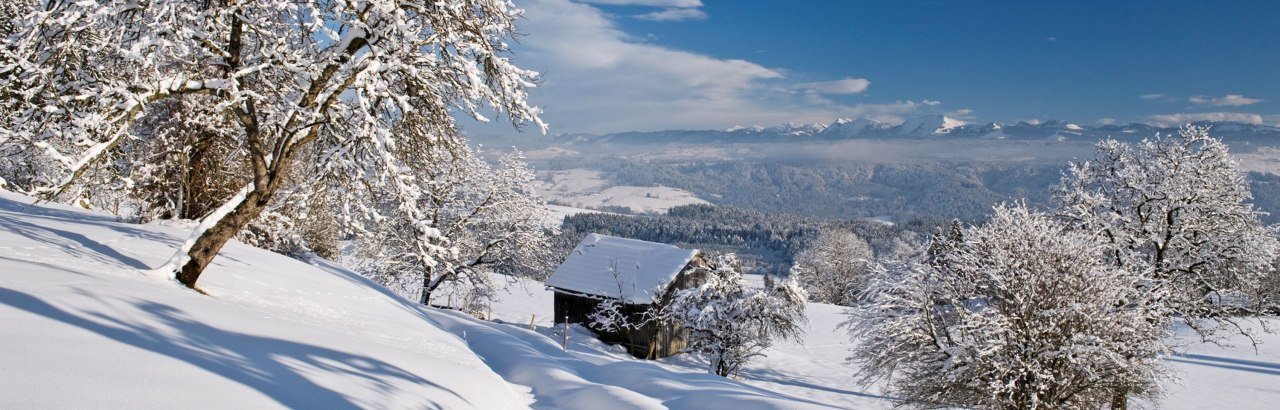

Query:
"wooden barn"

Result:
[[546, 234, 710, 359]]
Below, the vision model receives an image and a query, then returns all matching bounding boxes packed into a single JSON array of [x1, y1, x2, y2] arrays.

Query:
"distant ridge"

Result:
[[556, 116, 1280, 145]]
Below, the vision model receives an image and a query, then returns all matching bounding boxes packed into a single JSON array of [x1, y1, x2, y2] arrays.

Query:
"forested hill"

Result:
[[556, 204, 942, 275]]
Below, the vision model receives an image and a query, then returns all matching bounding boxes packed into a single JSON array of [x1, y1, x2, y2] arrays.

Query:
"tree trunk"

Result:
[[174, 183, 276, 288], [420, 281, 432, 306], [420, 268, 440, 306], [1110, 388, 1128, 410]]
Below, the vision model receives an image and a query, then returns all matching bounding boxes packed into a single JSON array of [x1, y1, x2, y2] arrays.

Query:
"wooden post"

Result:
[[447, 294, 453, 309], [488, 304, 493, 321], [562, 316, 569, 351], [529, 314, 537, 330]]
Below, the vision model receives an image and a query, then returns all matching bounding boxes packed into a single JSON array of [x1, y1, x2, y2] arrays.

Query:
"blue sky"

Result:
[[468, 0, 1280, 135]]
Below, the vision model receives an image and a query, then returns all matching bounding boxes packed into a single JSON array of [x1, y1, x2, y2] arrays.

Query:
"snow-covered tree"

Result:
[[789, 229, 873, 305], [850, 204, 1169, 409], [0, 0, 544, 288], [354, 133, 556, 306], [671, 254, 807, 377], [1054, 126, 1278, 336]]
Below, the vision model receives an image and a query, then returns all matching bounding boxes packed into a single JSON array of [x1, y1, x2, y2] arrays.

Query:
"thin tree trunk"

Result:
[[420, 277, 432, 306], [420, 268, 441, 306]]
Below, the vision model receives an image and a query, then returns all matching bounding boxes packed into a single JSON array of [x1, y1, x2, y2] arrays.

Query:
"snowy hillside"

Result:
[[482, 274, 1280, 410], [0, 190, 528, 409], [0, 190, 828, 409]]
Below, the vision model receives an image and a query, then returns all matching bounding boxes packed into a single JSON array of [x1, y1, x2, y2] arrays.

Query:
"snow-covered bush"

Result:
[[789, 229, 873, 305], [235, 210, 310, 259], [850, 204, 1169, 409], [671, 254, 807, 377], [588, 298, 631, 334]]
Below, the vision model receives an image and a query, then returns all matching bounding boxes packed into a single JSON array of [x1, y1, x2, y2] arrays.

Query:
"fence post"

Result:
[[529, 314, 537, 330], [562, 316, 569, 351]]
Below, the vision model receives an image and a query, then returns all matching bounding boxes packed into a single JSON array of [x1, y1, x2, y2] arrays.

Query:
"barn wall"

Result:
[[553, 292, 602, 325]]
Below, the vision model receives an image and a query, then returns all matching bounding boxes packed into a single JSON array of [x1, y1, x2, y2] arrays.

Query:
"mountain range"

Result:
[[554, 116, 1280, 145]]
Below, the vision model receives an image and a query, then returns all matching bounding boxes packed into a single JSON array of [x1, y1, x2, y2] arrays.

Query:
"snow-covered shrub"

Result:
[[588, 298, 641, 338], [236, 210, 310, 260], [850, 204, 1169, 409], [789, 229, 873, 305], [671, 254, 807, 377]]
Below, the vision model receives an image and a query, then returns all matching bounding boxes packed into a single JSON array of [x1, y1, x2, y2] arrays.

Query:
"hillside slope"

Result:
[[0, 190, 531, 409], [0, 190, 832, 409]]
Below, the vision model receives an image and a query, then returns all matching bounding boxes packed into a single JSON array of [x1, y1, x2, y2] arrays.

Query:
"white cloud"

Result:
[[635, 7, 707, 21], [795, 78, 870, 95], [1144, 112, 1264, 127], [467, 0, 923, 134], [1188, 94, 1262, 107], [922, 100, 942, 106], [1139, 93, 1166, 100], [1096, 117, 1117, 125], [946, 108, 975, 119], [578, 0, 703, 7]]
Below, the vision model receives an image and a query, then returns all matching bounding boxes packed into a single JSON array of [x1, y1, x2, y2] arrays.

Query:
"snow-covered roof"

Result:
[[546, 234, 699, 304]]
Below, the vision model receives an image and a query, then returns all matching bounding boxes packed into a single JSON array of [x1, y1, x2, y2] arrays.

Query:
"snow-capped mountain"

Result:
[[821, 117, 892, 137], [551, 118, 1280, 145], [766, 122, 828, 136], [897, 115, 967, 135]]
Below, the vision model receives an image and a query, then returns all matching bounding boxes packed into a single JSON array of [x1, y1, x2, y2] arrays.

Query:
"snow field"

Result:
[[539, 168, 710, 215]]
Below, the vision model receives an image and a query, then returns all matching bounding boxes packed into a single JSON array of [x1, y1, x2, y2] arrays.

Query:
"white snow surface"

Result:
[[545, 234, 697, 303], [0, 190, 833, 409], [0, 190, 527, 409], [484, 276, 1280, 410]]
